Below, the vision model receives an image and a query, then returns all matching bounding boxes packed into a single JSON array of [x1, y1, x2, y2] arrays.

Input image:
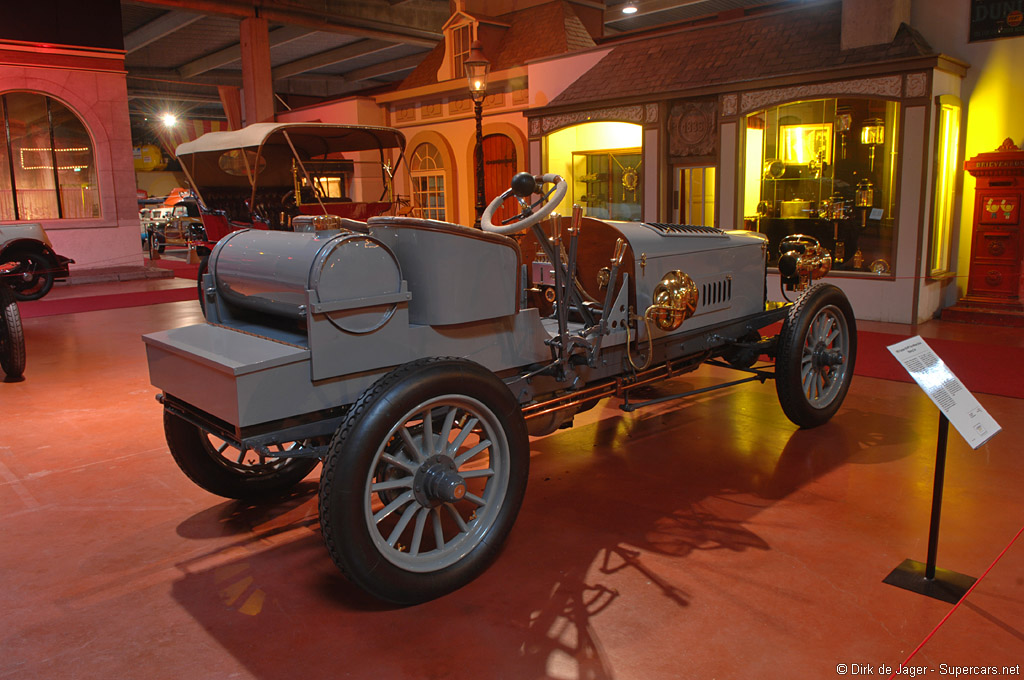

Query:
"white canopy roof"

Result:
[[175, 123, 406, 158]]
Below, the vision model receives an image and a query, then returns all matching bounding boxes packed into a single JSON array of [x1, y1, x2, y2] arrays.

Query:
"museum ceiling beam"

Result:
[[271, 39, 397, 80], [127, 89, 223, 103], [124, 10, 205, 53], [342, 54, 422, 81], [129, 68, 244, 88], [178, 25, 313, 78], [125, 0, 444, 46]]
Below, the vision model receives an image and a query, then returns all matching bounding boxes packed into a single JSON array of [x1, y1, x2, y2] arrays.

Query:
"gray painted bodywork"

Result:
[[143, 215, 777, 441]]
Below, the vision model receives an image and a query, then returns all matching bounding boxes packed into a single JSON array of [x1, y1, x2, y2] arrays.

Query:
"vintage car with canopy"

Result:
[[170, 122, 407, 255]]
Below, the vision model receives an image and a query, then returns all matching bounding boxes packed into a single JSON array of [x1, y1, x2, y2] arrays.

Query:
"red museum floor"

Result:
[[2, 277, 1023, 680]]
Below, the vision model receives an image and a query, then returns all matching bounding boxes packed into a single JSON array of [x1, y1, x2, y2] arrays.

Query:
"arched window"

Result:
[[411, 142, 446, 221], [0, 92, 99, 221]]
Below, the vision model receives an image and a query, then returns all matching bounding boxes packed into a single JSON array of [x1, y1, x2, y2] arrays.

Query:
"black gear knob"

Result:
[[510, 172, 538, 198]]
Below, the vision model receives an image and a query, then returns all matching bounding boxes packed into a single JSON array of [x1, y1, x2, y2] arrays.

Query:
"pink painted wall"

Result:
[[0, 58, 142, 271]]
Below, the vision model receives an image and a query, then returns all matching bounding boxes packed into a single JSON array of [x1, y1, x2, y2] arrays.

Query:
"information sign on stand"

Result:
[[882, 336, 1001, 603]]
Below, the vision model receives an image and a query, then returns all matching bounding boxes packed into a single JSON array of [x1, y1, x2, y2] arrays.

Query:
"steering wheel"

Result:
[[481, 172, 567, 235]]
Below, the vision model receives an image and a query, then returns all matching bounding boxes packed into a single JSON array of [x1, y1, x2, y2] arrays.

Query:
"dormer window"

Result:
[[439, 10, 505, 82], [451, 23, 473, 81]]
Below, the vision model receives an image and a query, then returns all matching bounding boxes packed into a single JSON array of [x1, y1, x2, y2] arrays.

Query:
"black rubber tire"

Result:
[[0, 285, 26, 379], [196, 256, 209, 316], [4, 250, 56, 301], [318, 357, 529, 605], [163, 409, 319, 500], [775, 283, 857, 428]]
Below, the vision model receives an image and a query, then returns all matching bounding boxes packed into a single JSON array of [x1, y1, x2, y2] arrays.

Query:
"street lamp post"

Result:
[[465, 40, 490, 226]]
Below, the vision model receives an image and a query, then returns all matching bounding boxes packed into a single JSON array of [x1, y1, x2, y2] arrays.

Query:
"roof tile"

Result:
[[548, 2, 933, 108]]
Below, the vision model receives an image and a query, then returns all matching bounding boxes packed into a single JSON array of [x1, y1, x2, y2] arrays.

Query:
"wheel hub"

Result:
[[413, 454, 466, 507], [812, 343, 844, 369]]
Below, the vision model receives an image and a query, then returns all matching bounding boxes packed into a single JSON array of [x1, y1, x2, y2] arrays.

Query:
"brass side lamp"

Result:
[[860, 118, 884, 171], [855, 178, 874, 228]]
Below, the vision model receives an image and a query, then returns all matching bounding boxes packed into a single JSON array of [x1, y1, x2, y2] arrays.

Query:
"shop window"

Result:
[[572, 150, 642, 221], [742, 98, 900, 274], [545, 122, 643, 220], [0, 92, 99, 221], [676, 166, 715, 226], [411, 142, 446, 221], [929, 95, 961, 277]]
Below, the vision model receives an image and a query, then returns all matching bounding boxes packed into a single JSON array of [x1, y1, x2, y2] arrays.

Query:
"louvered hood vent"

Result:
[[642, 223, 727, 237]]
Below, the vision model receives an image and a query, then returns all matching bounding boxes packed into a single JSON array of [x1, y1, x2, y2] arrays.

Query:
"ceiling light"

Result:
[[160, 113, 177, 127], [622, 2, 638, 14]]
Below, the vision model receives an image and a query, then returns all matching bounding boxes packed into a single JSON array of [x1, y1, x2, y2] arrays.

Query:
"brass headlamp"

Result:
[[647, 270, 699, 331]]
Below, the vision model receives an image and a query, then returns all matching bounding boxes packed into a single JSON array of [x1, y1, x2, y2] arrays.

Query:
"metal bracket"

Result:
[[619, 363, 775, 412]]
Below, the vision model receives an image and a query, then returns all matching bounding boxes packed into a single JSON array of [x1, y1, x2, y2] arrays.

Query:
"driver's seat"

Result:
[[366, 215, 517, 248], [365, 215, 522, 326]]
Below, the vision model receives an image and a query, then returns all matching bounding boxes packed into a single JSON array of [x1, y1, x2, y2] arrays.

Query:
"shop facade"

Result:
[[527, 1, 968, 323]]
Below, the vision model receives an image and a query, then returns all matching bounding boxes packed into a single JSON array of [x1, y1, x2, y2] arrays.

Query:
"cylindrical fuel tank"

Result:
[[210, 229, 402, 323]]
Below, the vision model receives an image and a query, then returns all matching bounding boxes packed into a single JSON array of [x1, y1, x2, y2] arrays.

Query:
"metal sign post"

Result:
[[881, 336, 1000, 604]]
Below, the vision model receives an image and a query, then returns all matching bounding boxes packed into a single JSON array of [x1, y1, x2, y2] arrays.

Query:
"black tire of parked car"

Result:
[[318, 357, 530, 605], [0, 284, 26, 379], [163, 409, 320, 500], [775, 283, 857, 428], [3, 249, 56, 301]]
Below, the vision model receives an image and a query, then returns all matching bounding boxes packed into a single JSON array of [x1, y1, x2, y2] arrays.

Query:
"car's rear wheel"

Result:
[[0, 284, 26, 379], [775, 284, 856, 428], [318, 357, 529, 605], [163, 409, 320, 500]]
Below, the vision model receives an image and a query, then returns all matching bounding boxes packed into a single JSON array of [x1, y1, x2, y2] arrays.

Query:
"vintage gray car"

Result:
[[143, 123, 855, 605]]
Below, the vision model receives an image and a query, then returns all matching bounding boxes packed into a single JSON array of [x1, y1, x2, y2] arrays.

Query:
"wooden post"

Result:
[[240, 16, 274, 125]]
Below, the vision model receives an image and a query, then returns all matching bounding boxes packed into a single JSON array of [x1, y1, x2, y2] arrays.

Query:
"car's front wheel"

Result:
[[318, 357, 529, 605], [774, 284, 857, 428], [0, 284, 25, 379]]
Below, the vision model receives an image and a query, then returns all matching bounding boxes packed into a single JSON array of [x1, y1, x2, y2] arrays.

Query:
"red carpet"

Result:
[[855, 330, 1024, 399], [146, 256, 200, 280], [17, 285, 1021, 400], [19, 287, 198, 318]]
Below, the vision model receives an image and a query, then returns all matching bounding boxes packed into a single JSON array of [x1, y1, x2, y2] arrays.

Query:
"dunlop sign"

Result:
[[970, 0, 1024, 41]]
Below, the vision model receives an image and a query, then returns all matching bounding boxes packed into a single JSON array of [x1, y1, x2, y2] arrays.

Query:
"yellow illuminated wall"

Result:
[[544, 121, 642, 215], [911, 0, 1024, 297]]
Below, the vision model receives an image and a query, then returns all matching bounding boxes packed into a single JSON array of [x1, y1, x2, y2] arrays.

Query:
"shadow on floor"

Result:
[[166, 377, 920, 680]]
